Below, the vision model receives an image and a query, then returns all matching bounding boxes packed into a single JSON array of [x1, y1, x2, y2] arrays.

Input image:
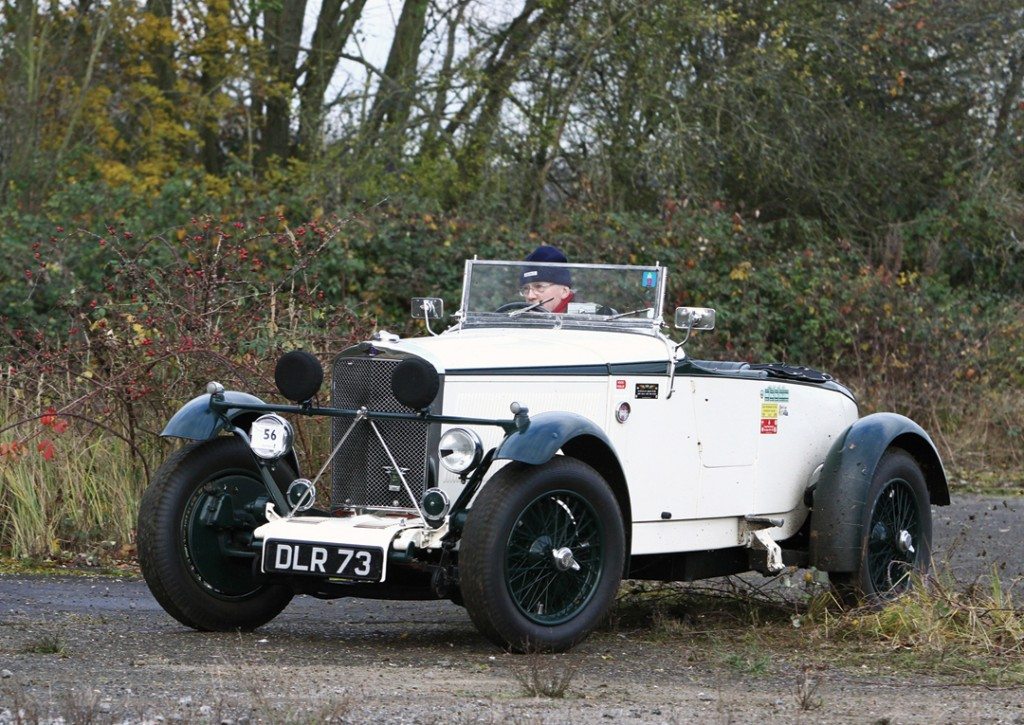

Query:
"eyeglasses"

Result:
[[518, 282, 556, 297]]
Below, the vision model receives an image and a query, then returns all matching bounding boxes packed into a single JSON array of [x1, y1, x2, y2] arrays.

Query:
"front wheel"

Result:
[[137, 436, 294, 631], [459, 457, 625, 652], [831, 449, 932, 605]]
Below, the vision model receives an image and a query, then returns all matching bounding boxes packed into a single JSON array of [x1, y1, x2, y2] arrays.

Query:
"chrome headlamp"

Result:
[[437, 427, 483, 474], [249, 414, 293, 461]]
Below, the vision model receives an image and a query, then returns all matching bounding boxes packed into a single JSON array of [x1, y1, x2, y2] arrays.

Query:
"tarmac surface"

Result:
[[0, 493, 1021, 723]]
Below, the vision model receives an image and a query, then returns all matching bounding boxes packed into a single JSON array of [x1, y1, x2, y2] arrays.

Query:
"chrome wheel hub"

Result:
[[552, 546, 580, 572], [897, 529, 915, 555]]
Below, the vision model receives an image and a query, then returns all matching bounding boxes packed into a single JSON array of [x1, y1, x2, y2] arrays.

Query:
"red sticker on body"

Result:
[[760, 419, 777, 434], [616, 380, 626, 389]]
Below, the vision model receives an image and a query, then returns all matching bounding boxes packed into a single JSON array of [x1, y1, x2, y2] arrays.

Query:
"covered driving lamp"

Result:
[[274, 349, 324, 404], [249, 413, 294, 461], [420, 488, 450, 527], [437, 427, 483, 475]]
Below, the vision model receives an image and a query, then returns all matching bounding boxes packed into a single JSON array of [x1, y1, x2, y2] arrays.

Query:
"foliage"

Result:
[[0, 0, 1023, 555], [1, 203, 1023, 556], [1, 2, 1021, 238]]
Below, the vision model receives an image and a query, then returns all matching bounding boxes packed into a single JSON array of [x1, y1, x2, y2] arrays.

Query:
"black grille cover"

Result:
[[330, 352, 438, 511]]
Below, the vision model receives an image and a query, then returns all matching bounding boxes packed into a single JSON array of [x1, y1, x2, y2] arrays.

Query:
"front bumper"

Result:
[[253, 508, 449, 583]]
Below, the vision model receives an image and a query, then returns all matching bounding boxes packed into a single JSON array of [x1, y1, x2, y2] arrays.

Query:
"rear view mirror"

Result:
[[411, 297, 444, 336], [411, 297, 443, 320], [673, 307, 716, 331]]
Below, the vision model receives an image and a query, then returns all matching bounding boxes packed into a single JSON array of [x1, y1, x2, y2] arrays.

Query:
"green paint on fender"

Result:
[[161, 391, 268, 440], [495, 411, 616, 465]]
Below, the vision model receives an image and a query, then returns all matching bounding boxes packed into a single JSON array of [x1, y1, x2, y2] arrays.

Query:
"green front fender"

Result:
[[494, 412, 618, 465], [161, 391, 268, 440]]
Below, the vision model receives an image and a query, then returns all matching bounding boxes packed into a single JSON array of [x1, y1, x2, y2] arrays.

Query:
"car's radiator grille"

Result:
[[330, 355, 432, 511]]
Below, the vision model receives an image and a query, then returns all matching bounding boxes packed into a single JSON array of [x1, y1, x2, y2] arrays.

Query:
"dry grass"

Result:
[[511, 654, 581, 698], [856, 380, 1024, 493], [607, 567, 1024, 686], [794, 666, 823, 712], [0, 398, 146, 559], [0, 684, 120, 724], [1, 670, 353, 724], [21, 632, 68, 657], [834, 570, 1024, 659]]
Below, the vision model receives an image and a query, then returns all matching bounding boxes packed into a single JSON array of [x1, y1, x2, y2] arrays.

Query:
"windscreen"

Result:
[[458, 260, 666, 332]]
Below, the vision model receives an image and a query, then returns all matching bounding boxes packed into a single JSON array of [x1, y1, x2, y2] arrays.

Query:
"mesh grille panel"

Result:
[[330, 356, 431, 510]]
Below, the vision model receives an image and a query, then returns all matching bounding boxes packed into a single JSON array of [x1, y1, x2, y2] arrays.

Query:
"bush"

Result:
[[1, 203, 1021, 557]]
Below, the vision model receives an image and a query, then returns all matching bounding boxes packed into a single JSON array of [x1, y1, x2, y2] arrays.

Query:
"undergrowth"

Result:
[[1, 210, 1021, 559], [833, 570, 1024, 682], [0, 397, 144, 559], [610, 568, 1024, 685]]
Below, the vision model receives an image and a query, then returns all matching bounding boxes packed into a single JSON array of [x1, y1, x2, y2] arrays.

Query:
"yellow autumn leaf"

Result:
[[730, 261, 753, 281]]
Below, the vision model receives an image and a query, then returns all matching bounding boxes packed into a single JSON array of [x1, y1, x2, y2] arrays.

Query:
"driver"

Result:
[[519, 245, 575, 313]]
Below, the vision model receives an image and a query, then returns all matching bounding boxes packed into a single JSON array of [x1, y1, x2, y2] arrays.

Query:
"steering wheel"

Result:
[[495, 301, 530, 313]]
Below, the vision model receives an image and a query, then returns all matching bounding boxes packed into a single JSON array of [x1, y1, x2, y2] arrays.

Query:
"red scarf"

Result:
[[552, 291, 575, 314]]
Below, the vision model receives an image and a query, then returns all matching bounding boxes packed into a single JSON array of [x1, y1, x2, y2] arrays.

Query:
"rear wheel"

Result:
[[832, 449, 931, 605], [459, 457, 624, 652], [138, 437, 294, 630]]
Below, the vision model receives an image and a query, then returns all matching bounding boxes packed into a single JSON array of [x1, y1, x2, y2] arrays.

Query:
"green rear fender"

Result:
[[495, 412, 618, 465], [161, 391, 268, 440], [809, 412, 949, 573]]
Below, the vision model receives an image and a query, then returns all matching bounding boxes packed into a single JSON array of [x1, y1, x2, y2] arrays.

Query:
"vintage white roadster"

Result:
[[138, 257, 949, 652]]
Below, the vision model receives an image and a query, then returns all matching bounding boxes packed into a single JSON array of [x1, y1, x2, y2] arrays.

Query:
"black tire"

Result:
[[831, 449, 932, 605], [459, 457, 625, 653], [138, 437, 294, 631]]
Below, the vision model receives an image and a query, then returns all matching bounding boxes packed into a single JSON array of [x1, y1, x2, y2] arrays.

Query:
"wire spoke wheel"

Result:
[[460, 457, 624, 652], [138, 437, 294, 631], [505, 490, 603, 625], [865, 478, 921, 595], [831, 449, 932, 605]]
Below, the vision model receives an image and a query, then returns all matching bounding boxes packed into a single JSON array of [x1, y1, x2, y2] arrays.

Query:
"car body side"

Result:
[[371, 327, 865, 558]]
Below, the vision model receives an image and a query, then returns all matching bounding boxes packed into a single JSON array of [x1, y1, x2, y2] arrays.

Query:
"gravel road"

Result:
[[1, 494, 1021, 723]]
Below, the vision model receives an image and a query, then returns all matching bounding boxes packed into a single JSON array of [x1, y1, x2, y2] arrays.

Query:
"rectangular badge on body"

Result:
[[635, 383, 659, 399]]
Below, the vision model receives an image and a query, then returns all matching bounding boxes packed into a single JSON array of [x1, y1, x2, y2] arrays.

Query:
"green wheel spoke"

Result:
[[866, 478, 922, 595], [504, 488, 606, 625], [508, 562, 554, 587], [518, 571, 558, 612]]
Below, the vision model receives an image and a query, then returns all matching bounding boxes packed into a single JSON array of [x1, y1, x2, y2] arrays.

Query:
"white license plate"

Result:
[[262, 539, 384, 581]]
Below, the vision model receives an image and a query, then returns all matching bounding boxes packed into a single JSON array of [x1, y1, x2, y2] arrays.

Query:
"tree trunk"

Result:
[[420, 0, 470, 157], [364, 0, 429, 162], [144, 0, 176, 98], [198, 0, 231, 174], [993, 49, 1023, 153], [260, 0, 309, 163], [0, 0, 42, 205], [449, 0, 571, 184], [297, 0, 368, 158]]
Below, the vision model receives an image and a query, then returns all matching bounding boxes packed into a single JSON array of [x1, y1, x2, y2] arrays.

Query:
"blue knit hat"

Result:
[[519, 245, 572, 287]]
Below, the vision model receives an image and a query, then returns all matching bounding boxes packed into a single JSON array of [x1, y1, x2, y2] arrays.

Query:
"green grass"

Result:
[[22, 632, 69, 656], [723, 651, 771, 676]]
